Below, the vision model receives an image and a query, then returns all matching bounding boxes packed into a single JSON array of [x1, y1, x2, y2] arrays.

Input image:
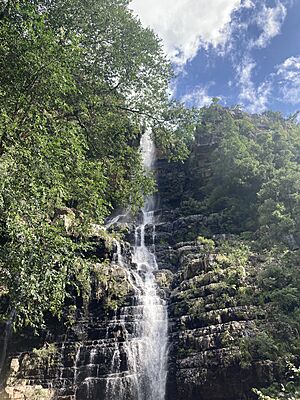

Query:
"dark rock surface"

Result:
[[0, 149, 275, 400], [164, 241, 267, 400], [155, 152, 275, 400]]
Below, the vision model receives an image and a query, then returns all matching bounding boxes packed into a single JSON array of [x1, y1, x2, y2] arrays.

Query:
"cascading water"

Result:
[[105, 130, 168, 400], [73, 131, 168, 400]]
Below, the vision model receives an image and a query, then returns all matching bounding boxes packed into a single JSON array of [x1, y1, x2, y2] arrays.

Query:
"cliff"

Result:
[[0, 109, 299, 400]]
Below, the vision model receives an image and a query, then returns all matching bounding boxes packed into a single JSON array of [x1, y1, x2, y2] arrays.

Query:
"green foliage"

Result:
[[196, 235, 215, 251], [189, 106, 300, 243], [258, 163, 300, 247], [216, 240, 250, 269], [256, 249, 300, 355], [0, 0, 196, 329], [236, 248, 300, 375], [253, 363, 300, 400], [173, 105, 300, 393], [239, 332, 280, 368], [92, 262, 129, 312], [32, 343, 57, 360], [166, 105, 299, 393], [179, 239, 253, 318], [153, 102, 198, 161]]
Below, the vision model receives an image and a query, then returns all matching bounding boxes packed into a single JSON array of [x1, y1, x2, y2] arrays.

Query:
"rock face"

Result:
[[0, 150, 275, 400], [0, 237, 138, 400], [0, 268, 141, 400], [165, 242, 269, 400], [3, 356, 54, 399], [153, 220, 272, 400], [153, 155, 276, 400]]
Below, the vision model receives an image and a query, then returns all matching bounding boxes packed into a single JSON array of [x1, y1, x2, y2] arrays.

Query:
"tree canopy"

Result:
[[188, 104, 300, 246], [0, 0, 196, 329]]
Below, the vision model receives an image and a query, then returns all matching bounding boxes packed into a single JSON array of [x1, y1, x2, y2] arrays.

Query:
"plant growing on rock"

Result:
[[0, 0, 197, 330], [253, 363, 300, 400], [32, 343, 57, 361], [196, 236, 215, 251]]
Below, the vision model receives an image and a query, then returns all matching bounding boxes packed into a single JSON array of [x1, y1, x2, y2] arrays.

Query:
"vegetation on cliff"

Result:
[[191, 104, 300, 246], [0, 0, 196, 329], [0, 2, 299, 398], [180, 104, 300, 397]]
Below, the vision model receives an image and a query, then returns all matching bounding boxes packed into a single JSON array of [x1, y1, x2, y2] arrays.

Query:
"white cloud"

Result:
[[242, 0, 255, 9], [129, 0, 242, 65], [237, 60, 256, 102], [230, 2, 288, 112], [277, 56, 300, 82], [237, 58, 272, 113], [237, 53, 300, 113], [276, 55, 300, 104], [181, 85, 213, 108], [252, 2, 287, 48]]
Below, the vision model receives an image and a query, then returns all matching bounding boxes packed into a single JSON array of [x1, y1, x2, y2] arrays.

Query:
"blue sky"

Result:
[[130, 0, 300, 116]]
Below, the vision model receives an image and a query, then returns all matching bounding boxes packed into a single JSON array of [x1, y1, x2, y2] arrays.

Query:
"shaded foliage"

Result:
[[188, 105, 300, 246], [0, 0, 196, 329]]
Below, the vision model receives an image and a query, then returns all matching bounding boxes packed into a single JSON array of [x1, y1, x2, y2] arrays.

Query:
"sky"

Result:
[[129, 0, 300, 116]]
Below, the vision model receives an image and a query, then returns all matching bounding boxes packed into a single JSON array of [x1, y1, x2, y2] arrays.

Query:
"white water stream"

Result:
[[105, 130, 168, 400]]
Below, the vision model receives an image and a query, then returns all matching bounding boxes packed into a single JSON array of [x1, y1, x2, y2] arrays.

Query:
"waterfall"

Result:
[[73, 130, 168, 400], [105, 130, 168, 400]]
